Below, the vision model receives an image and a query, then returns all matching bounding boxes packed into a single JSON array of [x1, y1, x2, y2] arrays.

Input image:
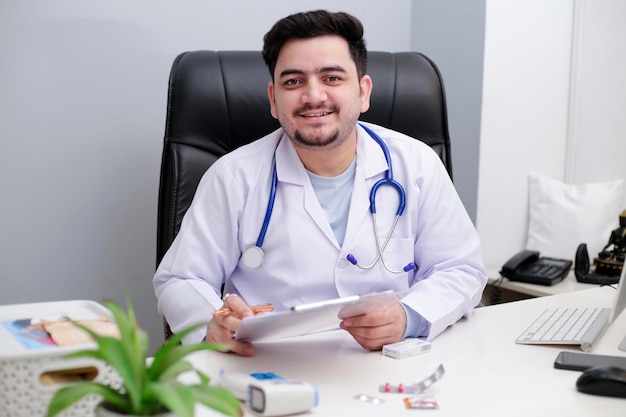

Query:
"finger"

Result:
[[345, 304, 406, 329], [206, 324, 255, 357], [345, 322, 403, 350], [223, 294, 254, 318], [218, 314, 243, 334], [344, 318, 406, 341], [341, 320, 387, 338], [206, 320, 236, 344], [227, 341, 255, 357], [341, 312, 391, 329], [347, 329, 391, 351], [341, 308, 406, 350]]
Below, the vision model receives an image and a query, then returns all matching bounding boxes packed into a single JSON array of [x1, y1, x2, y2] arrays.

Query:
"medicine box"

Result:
[[382, 338, 431, 359], [0, 300, 121, 417]]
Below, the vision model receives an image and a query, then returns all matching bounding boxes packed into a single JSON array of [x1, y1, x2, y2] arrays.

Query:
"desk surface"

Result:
[[188, 286, 626, 417], [487, 269, 602, 297]]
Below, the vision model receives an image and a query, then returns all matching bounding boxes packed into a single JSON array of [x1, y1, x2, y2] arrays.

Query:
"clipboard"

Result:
[[233, 289, 411, 342]]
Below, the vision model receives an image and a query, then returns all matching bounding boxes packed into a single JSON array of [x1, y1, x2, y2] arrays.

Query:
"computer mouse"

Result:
[[576, 365, 626, 398]]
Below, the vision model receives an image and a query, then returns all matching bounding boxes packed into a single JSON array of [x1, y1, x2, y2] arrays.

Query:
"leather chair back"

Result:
[[156, 50, 452, 338]]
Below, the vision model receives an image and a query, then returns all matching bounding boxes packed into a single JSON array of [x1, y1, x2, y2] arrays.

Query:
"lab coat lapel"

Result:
[[343, 125, 389, 247], [275, 135, 337, 246]]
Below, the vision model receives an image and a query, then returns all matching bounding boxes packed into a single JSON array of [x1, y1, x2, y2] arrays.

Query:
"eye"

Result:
[[283, 78, 301, 87], [325, 75, 341, 83]]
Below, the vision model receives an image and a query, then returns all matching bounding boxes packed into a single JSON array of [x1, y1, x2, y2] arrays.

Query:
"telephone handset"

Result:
[[500, 250, 572, 286]]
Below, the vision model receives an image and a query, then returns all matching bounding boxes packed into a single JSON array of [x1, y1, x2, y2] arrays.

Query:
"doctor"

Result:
[[153, 10, 487, 356]]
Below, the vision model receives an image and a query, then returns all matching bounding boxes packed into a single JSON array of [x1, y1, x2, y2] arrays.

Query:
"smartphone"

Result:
[[554, 351, 626, 371]]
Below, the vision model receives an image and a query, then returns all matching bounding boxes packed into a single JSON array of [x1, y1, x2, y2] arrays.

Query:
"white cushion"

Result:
[[526, 174, 625, 260]]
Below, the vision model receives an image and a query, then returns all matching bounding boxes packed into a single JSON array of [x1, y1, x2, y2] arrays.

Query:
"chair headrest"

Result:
[[163, 50, 451, 174]]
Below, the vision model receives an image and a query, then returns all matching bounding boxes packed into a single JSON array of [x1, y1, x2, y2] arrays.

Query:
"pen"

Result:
[[212, 303, 274, 317]]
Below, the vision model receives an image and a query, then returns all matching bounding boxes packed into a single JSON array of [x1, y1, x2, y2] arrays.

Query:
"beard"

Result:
[[292, 126, 340, 149], [286, 104, 360, 151]]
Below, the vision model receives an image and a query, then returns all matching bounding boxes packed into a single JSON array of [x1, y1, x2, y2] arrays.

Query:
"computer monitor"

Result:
[[610, 261, 626, 351], [609, 260, 626, 323]]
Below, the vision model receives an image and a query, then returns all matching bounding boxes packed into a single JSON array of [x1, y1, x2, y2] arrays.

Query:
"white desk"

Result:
[[188, 286, 626, 416]]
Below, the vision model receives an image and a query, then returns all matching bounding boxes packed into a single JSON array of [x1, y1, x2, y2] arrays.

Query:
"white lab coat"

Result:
[[154, 123, 487, 344]]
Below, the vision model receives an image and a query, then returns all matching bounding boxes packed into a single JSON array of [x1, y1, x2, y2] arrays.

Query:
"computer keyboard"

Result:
[[517, 307, 606, 344]]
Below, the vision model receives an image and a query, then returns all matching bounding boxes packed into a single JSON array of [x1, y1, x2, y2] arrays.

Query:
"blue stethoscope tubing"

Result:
[[240, 163, 277, 269], [241, 123, 416, 273]]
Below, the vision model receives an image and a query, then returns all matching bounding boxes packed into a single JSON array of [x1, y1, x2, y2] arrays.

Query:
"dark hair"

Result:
[[262, 10, 367, 80]]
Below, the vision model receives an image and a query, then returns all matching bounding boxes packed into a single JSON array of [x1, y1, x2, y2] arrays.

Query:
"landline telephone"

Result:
[[500, 250, 572, 286]]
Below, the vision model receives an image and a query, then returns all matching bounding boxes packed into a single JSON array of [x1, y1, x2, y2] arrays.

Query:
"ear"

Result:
[[359, 75, 373, 113], [268, 81, 278, 119]]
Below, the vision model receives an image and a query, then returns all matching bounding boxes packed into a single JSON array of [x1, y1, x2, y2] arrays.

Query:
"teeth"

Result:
[[304, 112, 327, 117]]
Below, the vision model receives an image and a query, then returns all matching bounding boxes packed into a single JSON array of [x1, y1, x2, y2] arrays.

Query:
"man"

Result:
[[154, 10, 487, 356]]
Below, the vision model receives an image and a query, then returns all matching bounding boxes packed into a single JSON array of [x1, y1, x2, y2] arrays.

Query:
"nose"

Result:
[[302, 79, 327, 104]]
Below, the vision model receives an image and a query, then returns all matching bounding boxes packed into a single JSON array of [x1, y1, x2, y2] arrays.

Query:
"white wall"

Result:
[[477, 0, 626, 270], [569, 0, 626, 183], [0, 0, 413, 352]]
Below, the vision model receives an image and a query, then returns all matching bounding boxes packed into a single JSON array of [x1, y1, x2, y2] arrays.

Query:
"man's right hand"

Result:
[[206, 294, 256, 356]]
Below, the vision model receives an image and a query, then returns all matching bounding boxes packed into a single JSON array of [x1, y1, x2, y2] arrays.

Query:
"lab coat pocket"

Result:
[[377, 237, 415, 278]]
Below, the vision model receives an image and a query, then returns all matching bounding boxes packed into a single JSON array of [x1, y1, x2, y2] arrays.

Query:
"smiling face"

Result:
[[268, 35, 372, 152]]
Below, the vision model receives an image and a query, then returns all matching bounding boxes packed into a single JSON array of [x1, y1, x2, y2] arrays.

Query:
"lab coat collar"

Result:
[[273, 124, 389, 184], [355, 123, 389, 179], [275, 131, 307, 185]]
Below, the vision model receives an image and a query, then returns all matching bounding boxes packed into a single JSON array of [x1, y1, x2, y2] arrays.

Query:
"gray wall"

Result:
[[411, 1, 485, 221], [0, 1, 484, 352]]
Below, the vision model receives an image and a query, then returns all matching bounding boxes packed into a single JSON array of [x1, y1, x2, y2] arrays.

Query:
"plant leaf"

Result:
[[156, 359, 194, 382], [149, 338, 224, 381], [166, 321, 207, 346], [194, 369, 211, 386], [147, 322, 207, 377], [72, 335, 142, 408], [45, 382, 127, 417], [192, 384, 242, 417], [103, 298, 148, 411], [47, 296, 239, 417], [65, 305, 145, 413], [147, 381, 195, 417]]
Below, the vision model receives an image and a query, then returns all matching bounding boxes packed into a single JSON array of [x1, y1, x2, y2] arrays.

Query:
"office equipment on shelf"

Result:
[[516, 260, 626, 351], [575, 211, 626, 286], [575, 243, 621, 285], [500, 250, 572, 286]]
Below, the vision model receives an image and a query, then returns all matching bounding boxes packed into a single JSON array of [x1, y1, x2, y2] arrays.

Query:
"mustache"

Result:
[[293, 104, 338, 115]]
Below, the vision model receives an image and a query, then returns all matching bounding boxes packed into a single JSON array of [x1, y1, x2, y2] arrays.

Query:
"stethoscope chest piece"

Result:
[[243, 245, 265, 269]]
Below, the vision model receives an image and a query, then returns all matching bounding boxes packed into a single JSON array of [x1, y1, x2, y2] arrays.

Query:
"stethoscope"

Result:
[[241, 123, 416, 274]]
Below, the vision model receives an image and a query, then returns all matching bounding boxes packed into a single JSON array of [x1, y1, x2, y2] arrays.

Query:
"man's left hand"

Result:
[[339, 303, 407, 350]]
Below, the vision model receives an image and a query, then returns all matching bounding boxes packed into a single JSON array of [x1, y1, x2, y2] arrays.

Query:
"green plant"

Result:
[[45, 297, 241, 417]]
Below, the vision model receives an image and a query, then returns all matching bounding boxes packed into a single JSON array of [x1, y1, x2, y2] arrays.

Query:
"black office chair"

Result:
[[156, 50, 452, 340]]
